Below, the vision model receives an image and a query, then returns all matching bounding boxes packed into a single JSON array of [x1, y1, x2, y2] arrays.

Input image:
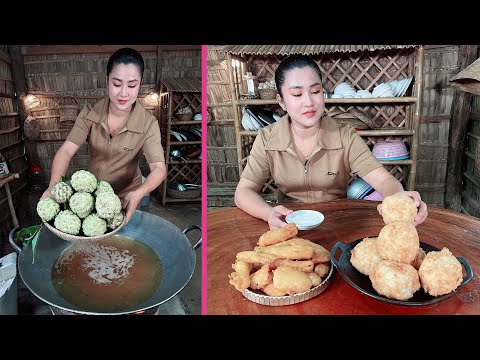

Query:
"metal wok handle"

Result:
[[8, 226, 22, 253], [457, 257, 474, 287], [183, 225, 202, 250], [330, 241, 349, 269]]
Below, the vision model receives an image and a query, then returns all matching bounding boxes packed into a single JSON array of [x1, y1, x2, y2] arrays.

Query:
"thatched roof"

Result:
[[221, 45, 419, 56], [161, 78, 201, 92]]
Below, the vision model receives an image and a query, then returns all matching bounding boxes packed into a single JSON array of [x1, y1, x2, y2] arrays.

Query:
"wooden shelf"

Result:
[[225, 47, 424, 192], [160, 80, 202, 206], [163, 196, 201, 203], [379, 159, 413, 165], [168, 160, 202, 164], [170, 141, 202, 145], [170, 120, 201, 125], [235, 97, 417, 106], [240, 129, 415, 137]]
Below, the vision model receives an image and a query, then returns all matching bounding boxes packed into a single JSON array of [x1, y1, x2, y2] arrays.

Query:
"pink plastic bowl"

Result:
[[372, 140, 409, 159]]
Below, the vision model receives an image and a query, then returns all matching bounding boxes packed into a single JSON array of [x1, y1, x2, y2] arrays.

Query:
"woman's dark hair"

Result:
[[275, 54, 323, 97], [107, 47, 145, 80]]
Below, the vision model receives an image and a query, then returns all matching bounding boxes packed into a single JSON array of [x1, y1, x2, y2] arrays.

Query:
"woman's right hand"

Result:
[[267, 205, 294, 230], [40, 186, 53, 200]]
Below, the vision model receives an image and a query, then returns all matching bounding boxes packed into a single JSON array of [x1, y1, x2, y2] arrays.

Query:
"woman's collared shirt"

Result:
[[66, 98, 165, 199], [241, 114, 382, 203]]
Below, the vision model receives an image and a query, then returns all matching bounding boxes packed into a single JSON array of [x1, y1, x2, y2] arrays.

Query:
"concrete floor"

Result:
[[13, 196, 201, 315]]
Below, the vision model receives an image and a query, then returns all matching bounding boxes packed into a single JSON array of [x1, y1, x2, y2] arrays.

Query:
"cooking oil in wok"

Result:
[[52, 235, 162, 313]]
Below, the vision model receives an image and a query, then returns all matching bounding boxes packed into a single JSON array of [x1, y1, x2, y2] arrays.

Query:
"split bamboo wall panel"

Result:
[[0, 47, 29, 253], [416, 45, 459, 206], [463, 89, 480, 217]]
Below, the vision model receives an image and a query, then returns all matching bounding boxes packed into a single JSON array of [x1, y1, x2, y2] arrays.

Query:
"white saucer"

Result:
[[285, 210, 325, 230]]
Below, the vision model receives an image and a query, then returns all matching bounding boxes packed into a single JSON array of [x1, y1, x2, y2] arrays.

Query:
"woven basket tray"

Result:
[[167, 188, 200, 199], [258, 88, 278, 100], [57, 96, 80, 122], [44, 221, 124, 242], [175, 113, 193, 121]]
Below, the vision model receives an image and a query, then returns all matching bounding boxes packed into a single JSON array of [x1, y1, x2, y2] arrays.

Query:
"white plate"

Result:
[[285, 210, 325, 230]]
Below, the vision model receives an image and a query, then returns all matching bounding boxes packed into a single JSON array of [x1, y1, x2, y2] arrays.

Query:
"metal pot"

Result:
[[9, 210, 201, 315]]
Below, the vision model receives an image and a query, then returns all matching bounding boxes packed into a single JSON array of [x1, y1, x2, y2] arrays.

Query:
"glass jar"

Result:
[[0, 152, 10, 179]]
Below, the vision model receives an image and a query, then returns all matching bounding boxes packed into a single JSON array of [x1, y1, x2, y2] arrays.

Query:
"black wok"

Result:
[[9, 210, 201, 315]]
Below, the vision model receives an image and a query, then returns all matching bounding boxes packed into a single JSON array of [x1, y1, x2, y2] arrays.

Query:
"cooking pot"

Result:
[[9, 210, 201, 315]]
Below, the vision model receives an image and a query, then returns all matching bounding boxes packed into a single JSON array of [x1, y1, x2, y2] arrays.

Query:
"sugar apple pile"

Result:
[[36, 170, 125, 237]]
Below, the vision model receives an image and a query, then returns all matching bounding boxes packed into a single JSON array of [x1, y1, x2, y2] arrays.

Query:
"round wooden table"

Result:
[[207, 199, 480, 314]]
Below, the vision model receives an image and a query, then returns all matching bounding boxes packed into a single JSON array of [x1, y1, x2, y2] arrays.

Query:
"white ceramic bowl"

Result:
[[285, 210, 325, 230]]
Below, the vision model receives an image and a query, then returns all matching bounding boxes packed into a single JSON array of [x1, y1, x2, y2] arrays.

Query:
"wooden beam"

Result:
[[419, 114, 451, 123], [21, 45, 200, 56], [8, 45, 28, 96], [445, 45, 479, 212]]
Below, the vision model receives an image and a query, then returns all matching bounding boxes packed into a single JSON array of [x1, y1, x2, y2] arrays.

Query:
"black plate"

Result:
[[330, 239, 473, 306]]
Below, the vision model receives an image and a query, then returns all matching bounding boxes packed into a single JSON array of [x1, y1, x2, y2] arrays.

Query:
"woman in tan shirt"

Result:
[[235, 54, 428, 230], [41, 48, 166, 224]]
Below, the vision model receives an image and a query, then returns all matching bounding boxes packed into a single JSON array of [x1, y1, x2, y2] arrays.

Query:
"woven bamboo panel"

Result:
[[166, 163, 201, 184], [207, 50, 235, 122], [207, 125, 238, 183], [416, 45, 460, 206]]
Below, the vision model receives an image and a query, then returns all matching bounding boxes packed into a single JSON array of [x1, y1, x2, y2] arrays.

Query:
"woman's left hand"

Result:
[[122, 190, 143, 225], [377, 190, 428, 226]]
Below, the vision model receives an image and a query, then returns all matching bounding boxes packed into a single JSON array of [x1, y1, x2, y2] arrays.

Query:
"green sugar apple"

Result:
[[36, 197, 60, 222], [82, 213, 108, 237], [69, 192, 95, 219], [94, 180, 114, 197], [51, 182, 73, 203], [54, 210, 81, 235], [107, 210, 125, 230], [95, 192, 122, 220], [71, 170, 97, 193]]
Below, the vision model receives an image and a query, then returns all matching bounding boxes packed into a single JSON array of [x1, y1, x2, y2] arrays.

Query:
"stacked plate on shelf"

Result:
[[241, 108, 279, 131], [386, 77, 413, 97]]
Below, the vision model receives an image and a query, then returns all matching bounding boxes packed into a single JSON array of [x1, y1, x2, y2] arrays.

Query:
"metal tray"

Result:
[[242, 261, 334, 306], [330, 239, 473, 306]]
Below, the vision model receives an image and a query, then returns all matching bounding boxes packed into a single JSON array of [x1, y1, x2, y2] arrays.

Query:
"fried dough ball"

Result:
[[377, 221, 419, 264], [418, 248, 463, 296], [350, 237, 383, 276], [369, 260, 421, 301], [411, 247, 426, 270], [379, 193, 418, 224]]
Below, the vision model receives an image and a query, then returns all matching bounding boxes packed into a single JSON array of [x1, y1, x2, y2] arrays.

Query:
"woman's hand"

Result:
[[377, 190, 428, 226], [267, 205, 294, 230], [40, 185, 53, 200], [122, 190, 143, 225]]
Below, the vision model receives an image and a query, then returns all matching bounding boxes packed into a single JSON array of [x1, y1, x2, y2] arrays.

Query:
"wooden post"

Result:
[[227, 54, 243, 175], [445, 45, 478, 211], [8, 45, 40, 170], [407, 45, 424, 191]]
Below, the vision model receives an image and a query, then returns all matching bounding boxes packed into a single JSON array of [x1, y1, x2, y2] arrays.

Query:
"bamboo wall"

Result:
[[416, 45, 459, 206], [207, 46, 238, 207], [463, 74, 480, 217], [0, 47, 29, 252], [0, 45, 200, 255]]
